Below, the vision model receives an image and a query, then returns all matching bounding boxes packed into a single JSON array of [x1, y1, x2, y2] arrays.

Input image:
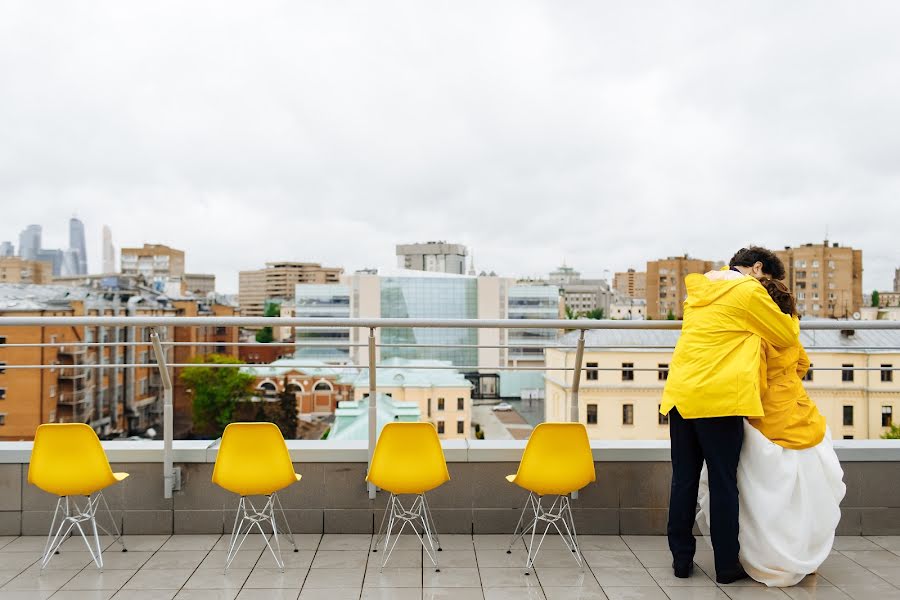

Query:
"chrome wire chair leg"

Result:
[[224, 495, 285, 573], [94, 491, 127, 552], [520, 494, 583, 574], [506, 492, 538, 554], [41, 495, 106, 570], [379, 494, 441, 573], [372, 500, 390, 553], [273, 492, 298, 553], [421, 493, 442, 551]]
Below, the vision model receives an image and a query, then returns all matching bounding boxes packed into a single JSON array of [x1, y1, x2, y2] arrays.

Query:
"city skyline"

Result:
[[1, 3, 899, 293]]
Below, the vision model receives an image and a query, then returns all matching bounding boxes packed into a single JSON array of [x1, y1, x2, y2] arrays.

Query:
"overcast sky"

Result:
[[1, 1, 898, 294]]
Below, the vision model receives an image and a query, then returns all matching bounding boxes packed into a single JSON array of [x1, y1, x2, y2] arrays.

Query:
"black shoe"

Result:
[[673, 561, 693, 578], [716, 565, 749, 584]]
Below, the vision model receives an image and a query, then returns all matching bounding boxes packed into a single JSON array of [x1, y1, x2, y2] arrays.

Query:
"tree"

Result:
[[883, 423, 900, 440], [585, 308, 605, 320], [565, 305, 577, 320], [275, 375, 299, 439], [667, 309, 676, 320], [255, 301, 280, 343], [181, 354, 255, 437], [872, 291, 880, 308]]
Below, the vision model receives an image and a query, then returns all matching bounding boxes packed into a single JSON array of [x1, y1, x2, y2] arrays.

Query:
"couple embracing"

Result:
[[660, 246, 846, 587]]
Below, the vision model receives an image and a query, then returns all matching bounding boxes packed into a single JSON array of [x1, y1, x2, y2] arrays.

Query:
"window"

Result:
[[659, 405, 669, 425], [437, 398, 445, 411], [842, 364, 854, 382], [882, 365, 894, 383], [457, 398, 465, 411], [803, 365, 814, 382], [882, 406, 893, 427], [623, 404, 634, 425], [812, 260, 819, 268], [0, 413, 5, 426], [437, 421, 445, 434], [216, 345, 226, 354], [0, 388, 5, 400], [49, 385, 55, 398], [828, 261, 835, 269], [798, 292, 805, 300], [843, 405, 854, 426], [843, 435, 854, 440], [0, 336, 5, 345], [457, 420, 465, 434], [586, 404, 598, 425], [427, 398, 432, 418], [622, 363, 634, 381], [658, 364, 669, 381], [586, 362, 598, 381], [0, 362, 5, 375]]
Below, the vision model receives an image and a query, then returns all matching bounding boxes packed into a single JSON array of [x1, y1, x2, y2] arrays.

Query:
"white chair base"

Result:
[[372, 493, 442, 572], [41, 492, 126, 570], [506, 492, 583, 574], [225, 492, 297, 572]]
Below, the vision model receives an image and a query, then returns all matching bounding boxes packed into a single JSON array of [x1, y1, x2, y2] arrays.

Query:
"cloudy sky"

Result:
[[1, 1, 898, 294]]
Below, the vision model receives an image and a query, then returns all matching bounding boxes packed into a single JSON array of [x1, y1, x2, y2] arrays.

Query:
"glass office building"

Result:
[[294, 284, 351, 363], [507, 284, 560, 361], [380, 276, 478, 366]]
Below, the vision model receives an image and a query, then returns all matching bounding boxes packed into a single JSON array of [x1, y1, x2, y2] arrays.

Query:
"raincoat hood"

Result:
[[684, 273, 759, 309]]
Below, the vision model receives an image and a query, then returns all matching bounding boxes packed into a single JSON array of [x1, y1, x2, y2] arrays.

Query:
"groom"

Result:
[[660, 246, 798, 583]]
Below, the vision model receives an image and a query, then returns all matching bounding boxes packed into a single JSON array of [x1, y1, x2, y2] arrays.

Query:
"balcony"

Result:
[[57, 345, 87, 356], [57, 366, 87, 379], [57, 388, 88, 405]]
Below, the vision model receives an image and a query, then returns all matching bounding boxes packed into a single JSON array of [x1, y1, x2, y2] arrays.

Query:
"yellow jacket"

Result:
[[660, 274, 799, 419], [748, 334, 827, 449]]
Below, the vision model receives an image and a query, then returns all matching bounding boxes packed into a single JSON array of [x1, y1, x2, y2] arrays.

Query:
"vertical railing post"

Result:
[[367, 327, 377, 499], [570, 329, 586, 423], [150, 328, 175, 499]]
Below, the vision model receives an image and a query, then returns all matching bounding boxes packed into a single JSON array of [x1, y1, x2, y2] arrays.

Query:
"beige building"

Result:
[[775, 241, 863, 319], [239, 262, 343, 318], [0, 257, 52, 284], [348, 358, 473, 439], [614, 269, 646, 299], [546, 329, 900, 441], [121, 244, 186, 288], [646, 256, 717, 320], [183, 273, 216, 296]]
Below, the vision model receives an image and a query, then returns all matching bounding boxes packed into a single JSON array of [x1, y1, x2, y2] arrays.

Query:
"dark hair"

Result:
[[761, 278, 797, 317], [729, 246, 786, 280]]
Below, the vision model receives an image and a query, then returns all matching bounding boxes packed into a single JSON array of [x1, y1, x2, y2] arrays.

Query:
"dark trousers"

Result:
[[667, 407, 744, 575]]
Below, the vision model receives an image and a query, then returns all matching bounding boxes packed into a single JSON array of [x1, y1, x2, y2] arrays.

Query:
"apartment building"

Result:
[[120, 244, 186, 289], [614, 269, 647, 300], [549, 265, 613, 317], [775, 241, 863, 319], [545, 329, 900, 440], [645, 256, 717, 320], [239, 262, 343, 319], [0, 257, 53, 284]]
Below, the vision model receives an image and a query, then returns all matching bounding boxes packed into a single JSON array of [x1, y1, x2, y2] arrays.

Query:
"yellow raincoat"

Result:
[[660, 274, 799, 419], [749, 334, 827, 449]]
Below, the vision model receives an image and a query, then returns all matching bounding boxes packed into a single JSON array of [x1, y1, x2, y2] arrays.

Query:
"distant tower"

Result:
[[18, 224, 41, 260], [0, 241, 14, 257], [69, 217, 88, 274], [467, 252, 476, 276], [102, 225, 115, 274]]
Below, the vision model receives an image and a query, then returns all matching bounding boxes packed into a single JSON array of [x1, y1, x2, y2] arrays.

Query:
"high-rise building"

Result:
[[775, 241, 863, 319], [18, 225, 41, 261], [293, 284, 352, 363], [120, 244, 186, 290], [0, 257, 53, 284], [35, 249, 64, 277], [894, 268, 899, 293], [396, 242, 468, 275], [102, 226, 115, 274], [238, 262, 343, 319], [646, 256, 717, 320], [614, 269, 647, 300], [0, 242, 13, 257], [68, 217, 88, 275]]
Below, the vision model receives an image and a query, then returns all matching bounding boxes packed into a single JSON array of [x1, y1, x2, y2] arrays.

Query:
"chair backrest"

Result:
[[28, 423, 118, 496], [212, 422, 297, 496], [366, 422, 450, 495], [512, 423, 596, 496]]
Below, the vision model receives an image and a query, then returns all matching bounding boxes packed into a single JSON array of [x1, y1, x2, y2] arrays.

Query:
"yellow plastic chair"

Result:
[[28, 423, 129, 570], [366, 422, 450, 572], [212, 422, 301, 571], [505, 423, 596, 573]]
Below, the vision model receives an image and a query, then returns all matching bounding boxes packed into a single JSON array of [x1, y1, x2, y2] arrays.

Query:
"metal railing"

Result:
[[2, 316, 900, 500]]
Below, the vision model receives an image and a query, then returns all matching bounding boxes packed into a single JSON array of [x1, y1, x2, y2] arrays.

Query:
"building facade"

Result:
[[238, 262, 343, 319], [102, 225, 115, 274], [614, 269, 647, 300], [609, 296, 646, 320], [183, 273, 216, 296], [241, 359, 353, 415], [646, 256, 717, 320], [68, 217, 88, 276], [775, 241, 863, 319], [545, 329, 900, 441], [396, 242, 468, 275], [120, 244, 186, 290], [0, 257, 53, 284], [293, 284, 352, 363]]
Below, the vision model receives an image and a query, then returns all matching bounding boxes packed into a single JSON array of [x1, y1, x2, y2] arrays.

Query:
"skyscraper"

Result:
[[0, 241, 13, 257], [18, 225, 41, 261], [69, 217, 88, 275], [102, 225, 115, 274]]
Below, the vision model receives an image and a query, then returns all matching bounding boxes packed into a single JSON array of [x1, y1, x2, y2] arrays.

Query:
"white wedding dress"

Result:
[[697, 421, 846, 587]]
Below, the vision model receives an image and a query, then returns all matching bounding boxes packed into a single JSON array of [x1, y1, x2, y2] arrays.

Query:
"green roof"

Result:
[[240, 358, 354, 379], [339, 357, 474, 389], [329, 393, 420, 441]]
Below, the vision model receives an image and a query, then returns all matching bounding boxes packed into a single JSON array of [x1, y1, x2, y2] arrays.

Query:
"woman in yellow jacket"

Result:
[[697, 279, 846, 587]]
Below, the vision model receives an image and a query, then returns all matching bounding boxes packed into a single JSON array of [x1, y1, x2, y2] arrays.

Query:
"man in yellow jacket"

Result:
[[660, 246, 799, 584]]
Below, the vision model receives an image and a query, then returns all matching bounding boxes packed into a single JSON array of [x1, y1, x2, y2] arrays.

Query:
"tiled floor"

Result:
[[0, 534, 898, 599]]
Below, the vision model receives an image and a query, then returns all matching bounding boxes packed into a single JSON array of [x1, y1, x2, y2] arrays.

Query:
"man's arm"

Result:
[[743, 283, 799, 348]]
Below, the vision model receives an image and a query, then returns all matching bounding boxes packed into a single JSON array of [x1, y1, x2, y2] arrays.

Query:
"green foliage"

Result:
[[254, 301, 281, 343], [872, 290, 880, 308], [666, 309, 676, 320], [882, 423, 900, 440], [585, 308, 605, 320], [565, 305, 577, 320], [181, 354, 254, 437]]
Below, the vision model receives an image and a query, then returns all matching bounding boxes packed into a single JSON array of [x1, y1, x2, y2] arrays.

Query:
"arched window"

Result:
[[314, 380, 333, 392], [258, 381, 277, 396]]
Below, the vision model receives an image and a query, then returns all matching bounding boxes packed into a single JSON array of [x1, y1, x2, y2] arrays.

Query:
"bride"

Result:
[[697, 277, 846, 587]]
